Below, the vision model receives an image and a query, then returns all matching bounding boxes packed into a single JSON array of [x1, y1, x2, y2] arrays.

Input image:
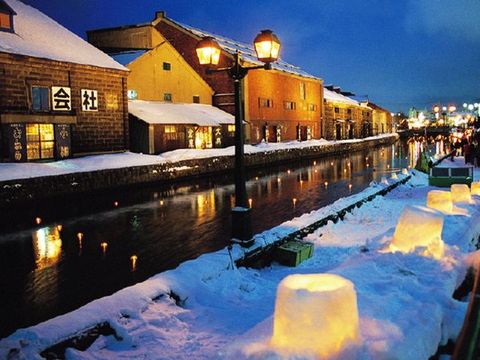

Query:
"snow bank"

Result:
[[2, 169, 479, 359]]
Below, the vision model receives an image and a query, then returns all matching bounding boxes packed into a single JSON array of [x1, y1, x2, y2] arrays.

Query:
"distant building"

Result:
[[323, 88, 367, 140], [367, 102, 393, 134], [89, 11, 324, 144], [0, 0, 129, 162]]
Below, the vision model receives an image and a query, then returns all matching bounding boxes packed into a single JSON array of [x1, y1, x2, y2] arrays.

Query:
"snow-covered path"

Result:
[[2, 168, 480, 359]]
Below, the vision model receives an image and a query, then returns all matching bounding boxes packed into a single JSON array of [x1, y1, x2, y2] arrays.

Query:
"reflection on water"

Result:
[[33, 226, 62, 270], [0, 139, 434, 338]]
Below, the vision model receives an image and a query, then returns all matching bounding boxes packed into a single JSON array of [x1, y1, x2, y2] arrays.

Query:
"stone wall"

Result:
[[0, 135, 398, 206], [0, 52, 129, 155]]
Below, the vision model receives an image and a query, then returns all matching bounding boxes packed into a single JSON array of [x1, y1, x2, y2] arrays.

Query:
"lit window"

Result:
[[163, 62, 171, 71], [227, 125, 235, 132], [32, 87, 49, 111], [308, 104, 317, 111], [193, 95, 200, 103], [26, 124, 55, 160], [164, 93, 172, 102], [284, 101, 296, 110], [300, 83, 306, 100], [259, 98, 273, 108], [334, 107, 339, 114], [164, 125, 176, 133], [0, 12, 11, 31]]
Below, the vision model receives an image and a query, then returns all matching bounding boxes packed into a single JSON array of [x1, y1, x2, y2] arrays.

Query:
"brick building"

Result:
[[0, 0, 128, 162], [365, 101, 393, 134], [89, 11, 324, 144]]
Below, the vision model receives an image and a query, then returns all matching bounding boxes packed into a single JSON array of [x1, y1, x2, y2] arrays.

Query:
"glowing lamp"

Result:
[[427, 190, 453, 213], [433, 105, 440, 113], [271, 274, 360, 357], [196, 36, 221, 65], [389, 205, 444, 259], [471, 182, 480, 196], [448, 105, 456, 113], [253, 30, 281, 64], [402, 168, 409, 175], [451, 184, 471, 203], [391, 172, 398, 180]]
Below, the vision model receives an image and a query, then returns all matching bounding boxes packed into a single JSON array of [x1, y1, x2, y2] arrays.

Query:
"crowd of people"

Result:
[[457, 131, 480, 166]]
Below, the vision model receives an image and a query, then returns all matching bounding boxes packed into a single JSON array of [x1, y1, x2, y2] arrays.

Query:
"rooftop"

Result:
[[0, 0, 127, 71]]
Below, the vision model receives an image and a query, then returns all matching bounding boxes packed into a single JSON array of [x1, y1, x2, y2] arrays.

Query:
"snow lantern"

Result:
[[451, 184, 471, 203], [402, 168, 409, 175], [271, 274, 360, 358], [389, 205, 444, 259], [381, 177, 389, 185], [471, 182, 480, 196], [391, 172, 398, 180], [427, 190, 453, 213]]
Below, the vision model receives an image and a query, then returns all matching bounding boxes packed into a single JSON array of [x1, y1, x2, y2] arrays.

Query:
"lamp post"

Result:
[[196, 30, 281, 247]]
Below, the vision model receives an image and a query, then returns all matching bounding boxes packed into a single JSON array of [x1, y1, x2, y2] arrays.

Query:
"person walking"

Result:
[[463, 141, 471, 165]]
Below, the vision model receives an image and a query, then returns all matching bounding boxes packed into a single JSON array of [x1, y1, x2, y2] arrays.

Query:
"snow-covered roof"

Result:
[[323, 88, 359, 106], [129, 100, 235, 126], [0, 0, 127, 71], [170, 19, 321, 81]]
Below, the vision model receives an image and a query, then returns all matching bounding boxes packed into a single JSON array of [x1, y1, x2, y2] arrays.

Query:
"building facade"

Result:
[[0, 0, 128, 162], [108, 11, 325, 144]]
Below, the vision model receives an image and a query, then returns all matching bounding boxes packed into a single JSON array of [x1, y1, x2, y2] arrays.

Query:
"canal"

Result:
[[0, 138, 443, 338]]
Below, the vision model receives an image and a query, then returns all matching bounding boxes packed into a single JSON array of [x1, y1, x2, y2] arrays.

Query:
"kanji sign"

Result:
[[81, 89, 99, 112], [51, 86, 71, 111]]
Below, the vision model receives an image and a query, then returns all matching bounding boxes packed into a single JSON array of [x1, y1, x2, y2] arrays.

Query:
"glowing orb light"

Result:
[[271, 274, 360, 357], [451, 184, 471, 204], [391, 172, 398, 180], [389, 205, 444, 259], [427, 190, 453, 213], [470, 182, 480, 196]]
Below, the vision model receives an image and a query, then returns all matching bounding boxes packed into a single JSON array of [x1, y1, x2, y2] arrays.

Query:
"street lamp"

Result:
[[196, 30, 281, 247]]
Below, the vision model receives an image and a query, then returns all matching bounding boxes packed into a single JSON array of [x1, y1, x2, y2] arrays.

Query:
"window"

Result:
[[300, 83, 306, 100], [32, 87, 49, 111], [334, 107, 339, 113], [227, 125, 235, 132], [164, 125, 176, 133], [284, 101, 296, 110], [308, 103, 317, 111], [193, 95, 200, 103], [163, 93, 172, 102], [258, 98, 273, 108], [347, 108, 352, 115], [26, 124, 55, 160], [0, 12, 11, 31], [163, 62, 171, 71]]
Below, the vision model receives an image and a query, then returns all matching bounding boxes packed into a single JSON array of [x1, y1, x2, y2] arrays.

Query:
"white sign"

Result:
[[81, 89, 99, 112], [51, 86, 71, 111]]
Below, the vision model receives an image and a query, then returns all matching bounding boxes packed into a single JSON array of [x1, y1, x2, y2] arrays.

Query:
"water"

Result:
[[0, 138, 445, 338]]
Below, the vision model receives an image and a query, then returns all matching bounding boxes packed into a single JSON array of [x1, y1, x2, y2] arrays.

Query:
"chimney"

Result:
[[155, 11, 166, 20]]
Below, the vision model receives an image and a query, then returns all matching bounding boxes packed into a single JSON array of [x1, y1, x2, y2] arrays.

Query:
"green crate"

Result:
[[274, 240, 314, 267]]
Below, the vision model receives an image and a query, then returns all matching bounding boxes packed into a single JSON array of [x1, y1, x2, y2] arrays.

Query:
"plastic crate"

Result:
[[274, 240, 314, 267]]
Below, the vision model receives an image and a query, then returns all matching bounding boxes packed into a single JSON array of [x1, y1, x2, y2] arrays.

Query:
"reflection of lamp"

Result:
[[427, 190, 453, 213], [388, 205, 444, 259], [272, 274, 360, 357]]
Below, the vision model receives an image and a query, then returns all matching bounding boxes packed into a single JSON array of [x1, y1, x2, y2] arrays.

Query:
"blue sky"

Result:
[[24, 0, 480, 113]]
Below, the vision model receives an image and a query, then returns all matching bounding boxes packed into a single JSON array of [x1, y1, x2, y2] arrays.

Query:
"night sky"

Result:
[[23, 0, 480, 113]]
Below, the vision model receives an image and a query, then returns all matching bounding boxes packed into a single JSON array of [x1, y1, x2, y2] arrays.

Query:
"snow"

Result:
[[323, 88, 360, 106], [128, 100, 235, 126], [0, 133, 397, 182], [171, 19, 321, 81], [0, 0, 126, 71], [2, 169, 480, 359]]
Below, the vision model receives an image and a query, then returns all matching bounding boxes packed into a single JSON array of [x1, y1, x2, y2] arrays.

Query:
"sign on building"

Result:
[[81, 89, 99, 112], [55, 124, 71, 159], [52, 86, 71, 111], [8, 123, 27, 162]]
